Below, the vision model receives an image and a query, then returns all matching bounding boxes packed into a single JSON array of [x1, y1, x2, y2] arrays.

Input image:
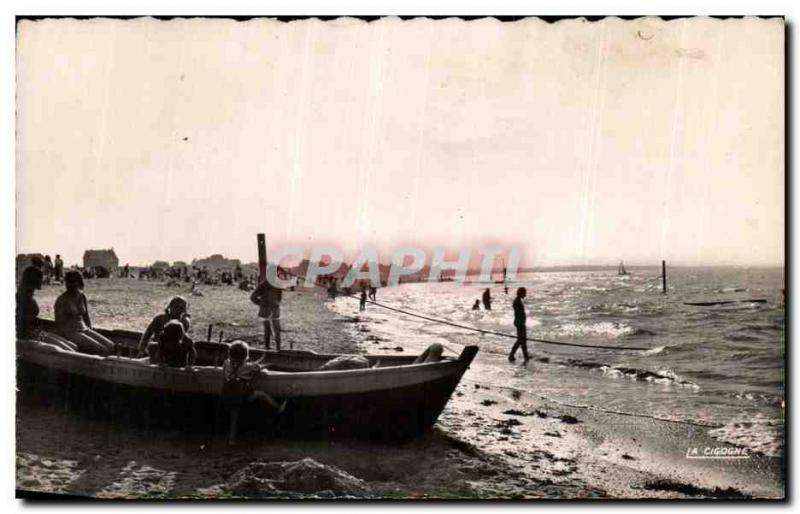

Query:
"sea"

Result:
[[327, 266, 785, 458]]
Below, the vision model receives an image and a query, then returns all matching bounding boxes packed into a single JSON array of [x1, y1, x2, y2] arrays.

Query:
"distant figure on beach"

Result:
[[16, 265, 77, 352], [54, 271, 115, 356], [123, 263, 130, 278], [482, 288, 492, 310], [30, 255, 45, 271], [43, 255, 53, 285], [190, 281, 204, 296], [54, 254, 64, 283], [368, 286, 377, 302], [359, 286, 367, 312], [508, 287, 530, 363], [472, 299, 480, 310], [250, 279, 283, 351], [222, 341, 286, 445], [137, 296, 192, 358], [152, 320, 196, 369], [328, 279, 338, 299], [504, 285, 509, 295]]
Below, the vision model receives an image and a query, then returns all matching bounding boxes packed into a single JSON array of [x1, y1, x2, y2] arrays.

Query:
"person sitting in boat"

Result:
[[16, 265, 77, 352], [413, 343, 444, 364], [54, 271, 115, 356], [222, 341, 286, 445], [136, 296, 192, 358], [152, 320, 196, 369]]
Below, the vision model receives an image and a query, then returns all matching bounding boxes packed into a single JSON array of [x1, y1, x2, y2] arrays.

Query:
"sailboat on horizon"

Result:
[[618, 260, 629, 276]]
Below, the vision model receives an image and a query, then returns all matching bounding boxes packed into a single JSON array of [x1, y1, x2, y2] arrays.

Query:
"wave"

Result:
[[548, 321, 636, 338], [725, 332, 766, 343], [708, 413, 784, 458], [717, 287, 747, 293], [600, 366, 700, 389], [557, 358, 699, 389], [718, 391, 785, 407]]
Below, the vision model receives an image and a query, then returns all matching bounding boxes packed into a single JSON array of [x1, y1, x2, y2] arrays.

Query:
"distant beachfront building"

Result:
[[83, 249, 119, 278], [151, 261, 170, 270], [192, 254, 241, 273]]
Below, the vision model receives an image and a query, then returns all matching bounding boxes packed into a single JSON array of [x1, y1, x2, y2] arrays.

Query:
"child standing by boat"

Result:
[[250, 279, 283, 351], [222, 341, 286, 445]]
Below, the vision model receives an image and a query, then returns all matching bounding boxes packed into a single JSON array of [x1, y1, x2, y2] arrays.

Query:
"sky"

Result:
[[15, 16, 784, 268]]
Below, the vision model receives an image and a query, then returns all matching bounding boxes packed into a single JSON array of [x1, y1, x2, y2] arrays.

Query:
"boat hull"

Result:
[[17, 337, 478, 440]]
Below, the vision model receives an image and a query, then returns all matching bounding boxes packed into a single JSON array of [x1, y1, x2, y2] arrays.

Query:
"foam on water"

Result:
[[708, 413, 784, 458], [548, 321, 636, 338], [324, 267, 784, 458]]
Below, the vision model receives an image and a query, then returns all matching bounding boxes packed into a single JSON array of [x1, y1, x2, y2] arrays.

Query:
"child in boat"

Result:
[[17, 266, 77, 352], [54, 271, 115, 355], [137, 296, 192, 358], [153, 320, 196, 369], [222, 341, 286, 445]]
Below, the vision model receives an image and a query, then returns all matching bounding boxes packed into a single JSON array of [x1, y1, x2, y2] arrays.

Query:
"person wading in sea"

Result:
[[482, 288, 492, 310], [250, 278, 283, 351], [359, 285, 368, 312], [508, 287, 530, 363]]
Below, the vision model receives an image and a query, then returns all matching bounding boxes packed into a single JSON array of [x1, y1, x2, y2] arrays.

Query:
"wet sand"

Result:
[[16, 279, 785, 499]]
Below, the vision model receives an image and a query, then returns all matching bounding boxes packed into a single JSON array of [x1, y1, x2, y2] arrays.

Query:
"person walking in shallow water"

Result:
[[482, 288, 492, 310], [508, 287, 530, 363], [359, 286, 367, 312]]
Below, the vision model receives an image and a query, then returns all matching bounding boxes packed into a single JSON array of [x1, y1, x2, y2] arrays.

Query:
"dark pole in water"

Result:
[[257, 233, 267, 284], [662, 260, 667, 294]]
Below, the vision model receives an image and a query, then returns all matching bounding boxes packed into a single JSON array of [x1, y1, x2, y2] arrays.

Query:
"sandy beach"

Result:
[[16, 279, 784, 499]]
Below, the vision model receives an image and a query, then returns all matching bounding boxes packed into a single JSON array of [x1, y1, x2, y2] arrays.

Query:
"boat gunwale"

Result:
[[17, 338, 476, 391]]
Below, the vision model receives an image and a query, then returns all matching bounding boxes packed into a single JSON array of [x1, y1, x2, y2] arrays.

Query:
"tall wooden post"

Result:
[[662, 260, 667, 294], [257, 233, 267, 284]]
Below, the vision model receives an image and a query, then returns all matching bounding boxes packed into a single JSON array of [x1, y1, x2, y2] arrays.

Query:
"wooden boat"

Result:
[[17, 320, 479, 440]]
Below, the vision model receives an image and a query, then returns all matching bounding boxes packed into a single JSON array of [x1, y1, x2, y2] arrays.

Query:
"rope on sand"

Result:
[[280, 271, 652, 352]]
